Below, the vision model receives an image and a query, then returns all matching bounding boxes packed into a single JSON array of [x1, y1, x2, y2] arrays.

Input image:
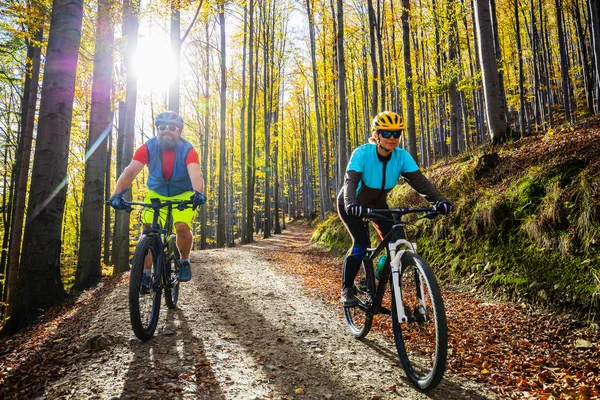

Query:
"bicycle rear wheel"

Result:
[[391, 253, 447, 391], [129, 235, 162, 341], [164, 234, 180, 309], [344, 260, 375, 338]]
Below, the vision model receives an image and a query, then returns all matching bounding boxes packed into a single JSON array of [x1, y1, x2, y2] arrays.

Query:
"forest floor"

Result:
[[1, 223, 599, 399]]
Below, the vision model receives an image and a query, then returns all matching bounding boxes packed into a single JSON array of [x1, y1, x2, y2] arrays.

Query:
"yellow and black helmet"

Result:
[[371, 111, 405, 131]]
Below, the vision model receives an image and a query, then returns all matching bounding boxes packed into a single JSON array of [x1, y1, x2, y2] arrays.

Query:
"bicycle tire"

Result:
[[344, 260, 375, 338], [164, 235, 180, 309], [390, 253, 447, 391], [129, 235, 162, 341]]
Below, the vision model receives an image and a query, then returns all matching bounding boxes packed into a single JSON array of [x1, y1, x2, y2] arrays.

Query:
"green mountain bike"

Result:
[[119, 198, 193, 341]]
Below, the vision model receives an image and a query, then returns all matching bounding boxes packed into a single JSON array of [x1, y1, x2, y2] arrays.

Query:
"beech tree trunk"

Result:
[[336, 0, 348, 188], [305, 0, 329, 219], [5, 26, 43, 317], [112, 0, 139, 273], [74, 0, 114, 290], [474, 0, 508, 143], [169, 0, 181, 113], [8, 0, 85, 331], [217, 5, 227, 247], [245, 0, 255, 243], [402, 0, 418, 160]]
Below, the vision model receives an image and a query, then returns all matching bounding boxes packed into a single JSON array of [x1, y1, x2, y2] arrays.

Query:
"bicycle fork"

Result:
[[388, 239, 426, 323]]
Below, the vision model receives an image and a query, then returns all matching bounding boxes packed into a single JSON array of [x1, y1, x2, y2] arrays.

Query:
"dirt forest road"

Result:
[[3, 224, 499, 400]]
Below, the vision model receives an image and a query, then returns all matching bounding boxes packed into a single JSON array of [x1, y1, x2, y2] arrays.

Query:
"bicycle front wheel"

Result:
[[129, 235, 162, 341], [391, 253, 447, 391], [344, 260, 375, 338], [164, 234, 180, 309]]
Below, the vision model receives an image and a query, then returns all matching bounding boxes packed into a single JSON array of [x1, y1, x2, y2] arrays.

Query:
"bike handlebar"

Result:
[[364, 206, 440, 221], [105, 198, 195, 213]]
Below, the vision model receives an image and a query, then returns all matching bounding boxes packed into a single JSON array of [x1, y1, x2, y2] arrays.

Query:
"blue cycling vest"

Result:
[[146, 137, 194, 196], [346, 143, 419, 205]]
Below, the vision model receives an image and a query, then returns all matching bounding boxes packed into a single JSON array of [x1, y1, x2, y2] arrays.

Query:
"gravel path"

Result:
[[35, 224, 498, 400]]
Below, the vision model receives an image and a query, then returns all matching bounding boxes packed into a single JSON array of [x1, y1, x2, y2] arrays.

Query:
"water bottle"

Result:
[[376, 254, 387, 280]]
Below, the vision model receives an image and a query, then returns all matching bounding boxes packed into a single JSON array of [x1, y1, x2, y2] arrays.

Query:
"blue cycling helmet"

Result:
[[155, 111, 184, 130]]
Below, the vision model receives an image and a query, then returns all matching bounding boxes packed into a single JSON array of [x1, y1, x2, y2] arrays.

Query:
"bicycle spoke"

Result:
[[129, 236, 162, 341], [391, 254, 447, 391], [344, 261, 374, 338]]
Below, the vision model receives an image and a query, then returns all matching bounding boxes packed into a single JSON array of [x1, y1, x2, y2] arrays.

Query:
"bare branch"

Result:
[[181, 0, 205, 44]]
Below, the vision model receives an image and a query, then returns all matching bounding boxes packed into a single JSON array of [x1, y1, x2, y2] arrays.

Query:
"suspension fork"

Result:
[[388, 237, 418, 323], [153, 238, 166, 293]]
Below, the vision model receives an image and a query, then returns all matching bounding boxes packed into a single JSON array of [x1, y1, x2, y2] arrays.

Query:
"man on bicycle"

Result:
[[108, 110, 206, 282], [338, 111, 452, 307]]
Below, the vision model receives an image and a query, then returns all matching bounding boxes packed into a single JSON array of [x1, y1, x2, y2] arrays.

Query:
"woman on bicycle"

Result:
[[338, 111, 453, 307]]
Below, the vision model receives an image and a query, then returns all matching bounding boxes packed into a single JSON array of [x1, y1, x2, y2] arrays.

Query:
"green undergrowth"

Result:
[[313, 120, 600, 320]]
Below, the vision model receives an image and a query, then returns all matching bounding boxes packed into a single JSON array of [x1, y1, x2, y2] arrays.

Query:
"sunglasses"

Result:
[[157, 125, 179, 132], [379, 130, 402, 139]]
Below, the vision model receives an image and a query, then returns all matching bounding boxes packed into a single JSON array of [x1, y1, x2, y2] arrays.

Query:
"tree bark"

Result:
[[305, 0, 329, 220], [240, 6, 247, 244], [245, 0, 255, 243], [448, 0, 459, 156], [515, 0, 527, 133], [402, 0, 418, 159], [217, 4, 227, 248], [74, 0, 114, 290], [474, 0, 508, 143], [7, 0, 85, 331], [555, 0, 573, 122], [103, 127, 112, 265], [336, 0, 348, 189], [367, 0, 378, 115], [590, 0, 600, 112], [5, 26, 43, 317], [201, 22, 210, 249], [113, 0, 139, 273], [169, 0, 181, 113]]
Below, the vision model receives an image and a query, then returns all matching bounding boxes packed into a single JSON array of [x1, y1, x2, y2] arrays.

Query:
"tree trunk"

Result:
[[367, 0, 378, 115], [5, 26, 43, 317], [113, 0, 139, 274], [402, 0, 417, 159], [448, 1, 459, 156], [336, 0, 348, 189], [169, 0, 181, 113], [489, 0, 507, 115], [573, 0, 594, 114], [590, 0, 600, 112], [376, 0, 385, 109], [529, 0, 544, 128], [200, 22, 210, 249], [263, 1, 272, 239], [217, 5, 226, 248], [103, 127, 112, 265], [244, 0, 256, 243], [474, 0, 508, 143], [240, 6, 247, 244], [74, 0, 114, 290], [305, 0, 329, 220], [7, 0, 84, 331], [540, 0, 554, 126], [514, 0, 527, 133], [555, 0, 573, 122]]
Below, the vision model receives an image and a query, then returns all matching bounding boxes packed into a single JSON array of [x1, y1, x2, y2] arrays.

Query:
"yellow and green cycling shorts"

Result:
[[141, 190, 196, 228]]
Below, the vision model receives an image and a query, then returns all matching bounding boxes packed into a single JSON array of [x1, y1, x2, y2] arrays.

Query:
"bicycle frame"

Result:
[[362, 207, 435, 323], [127, 198, 191, 291]]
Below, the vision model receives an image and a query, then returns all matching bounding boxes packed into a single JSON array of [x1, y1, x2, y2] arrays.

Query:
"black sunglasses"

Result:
[[379, 130, 402, 139], [157, 124, 179, 132]]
